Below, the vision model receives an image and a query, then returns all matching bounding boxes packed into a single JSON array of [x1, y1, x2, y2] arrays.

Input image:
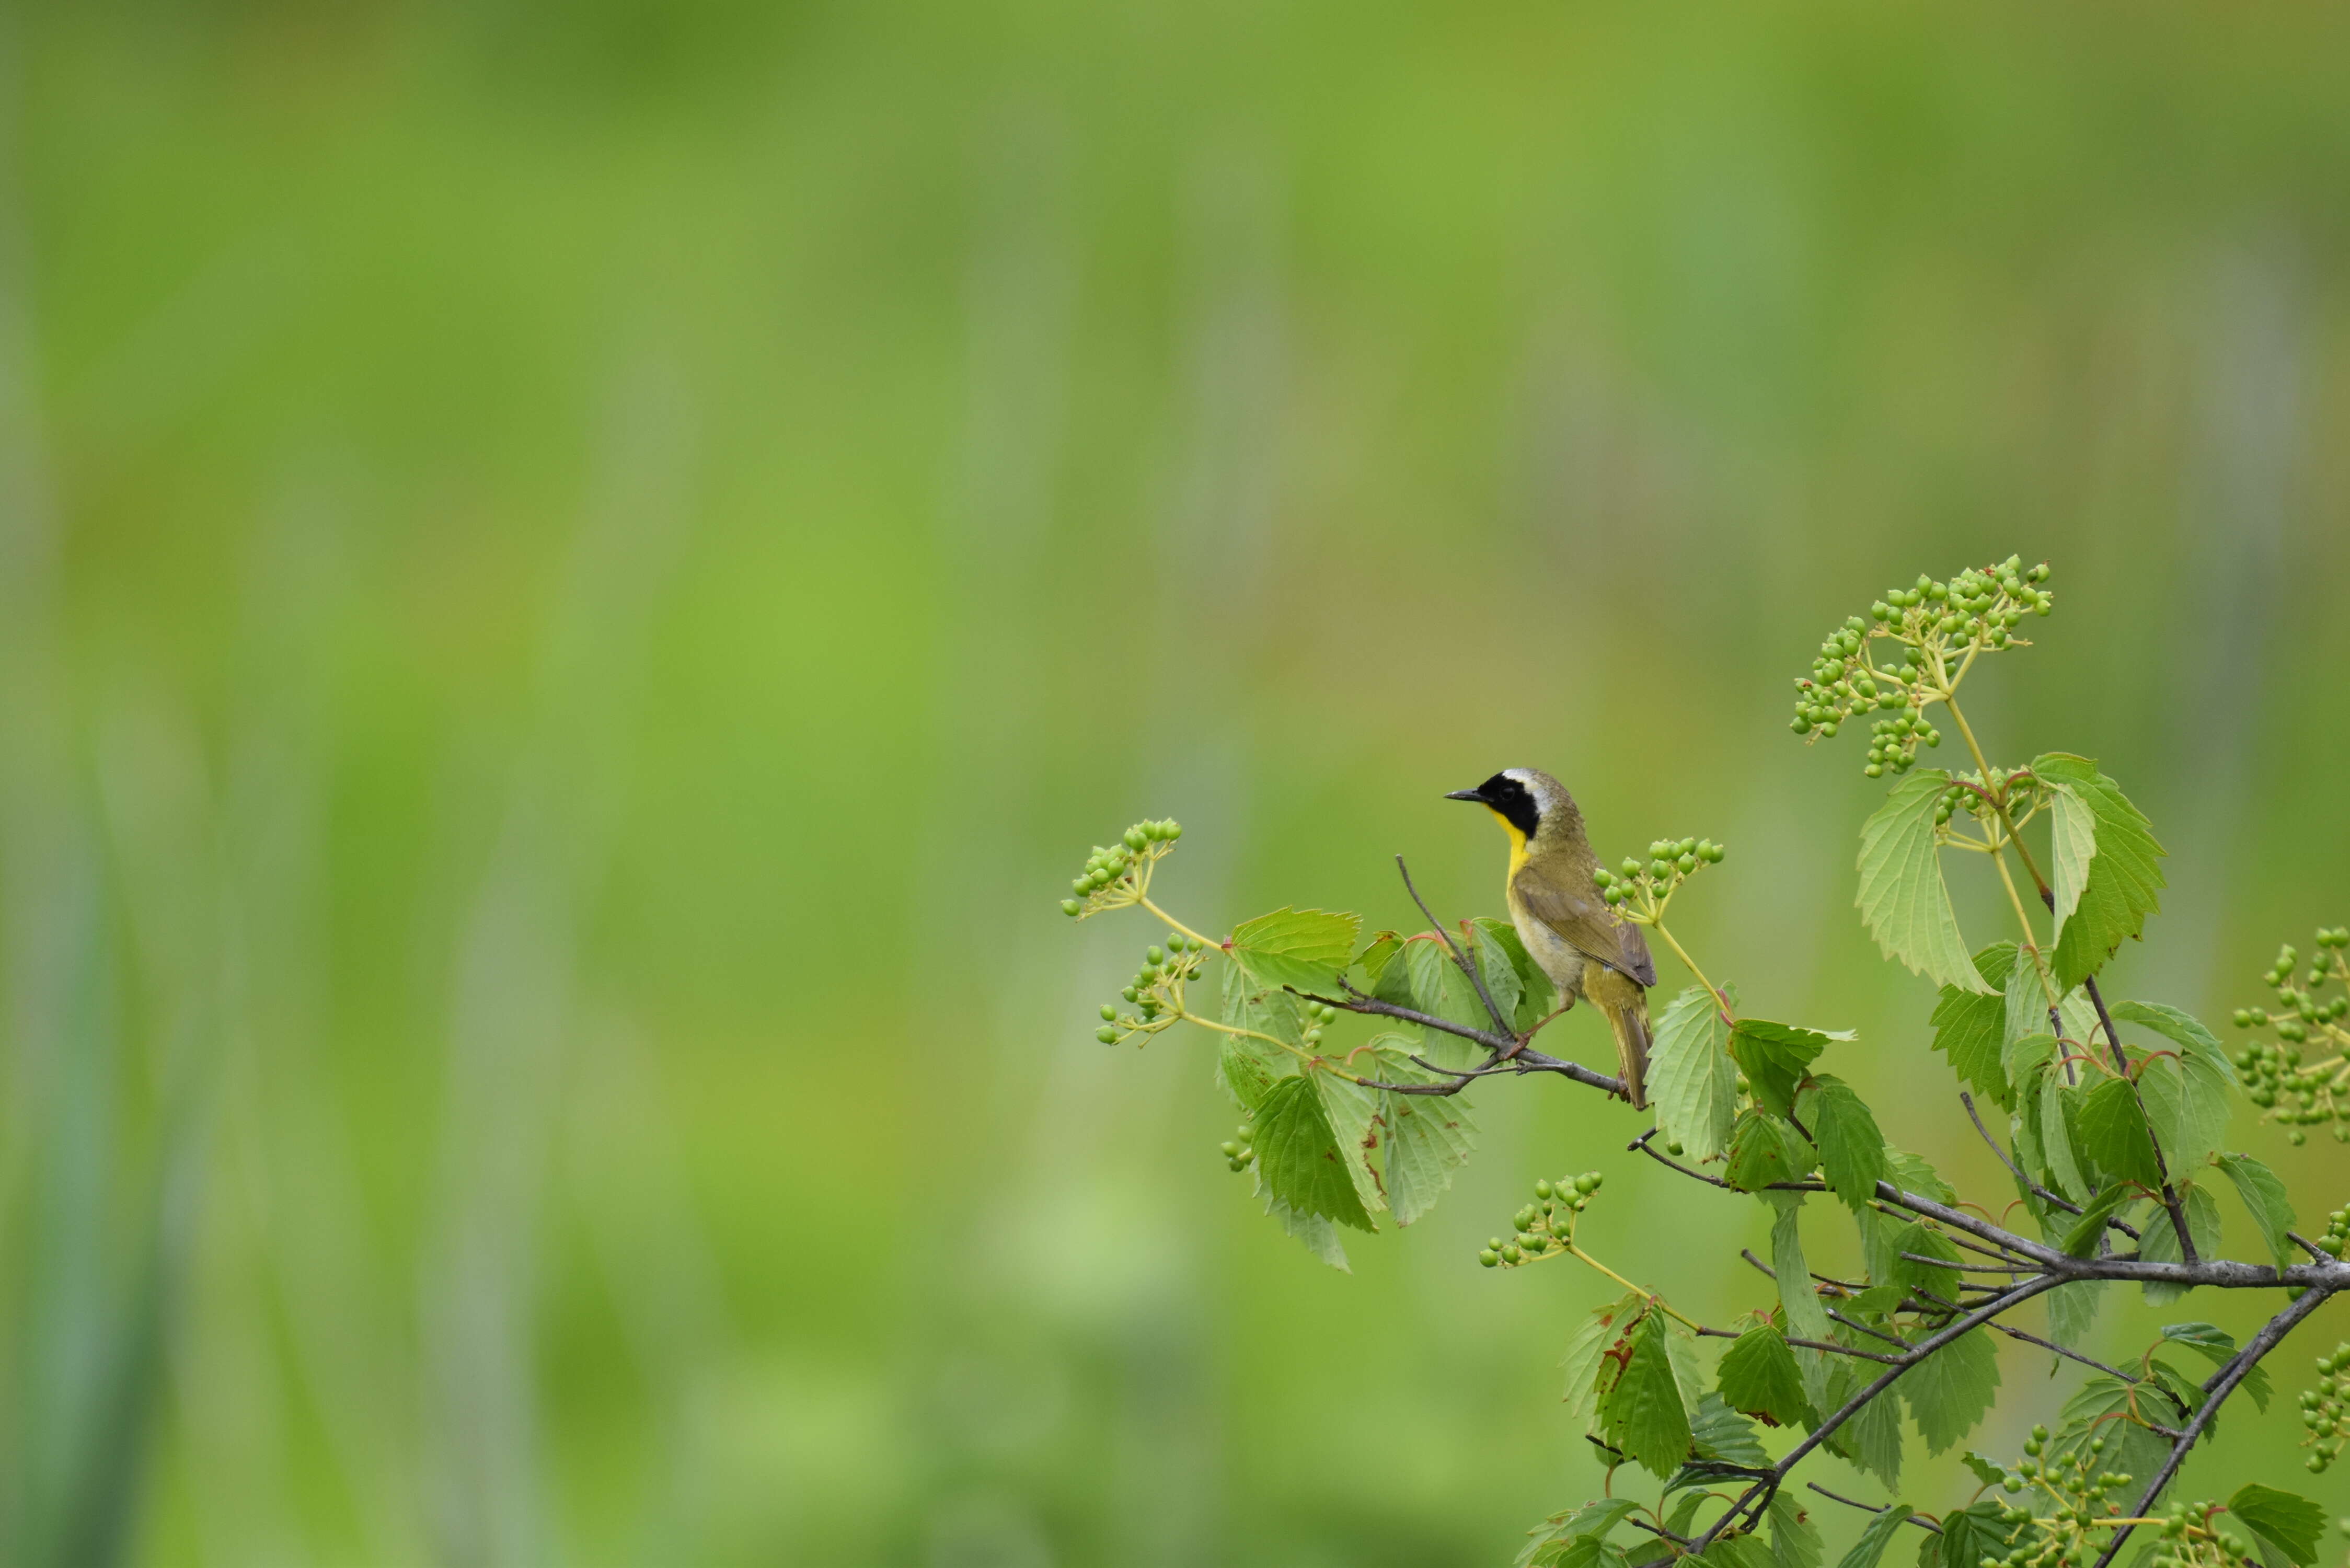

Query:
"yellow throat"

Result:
[[1488, 807, 1531, 875]]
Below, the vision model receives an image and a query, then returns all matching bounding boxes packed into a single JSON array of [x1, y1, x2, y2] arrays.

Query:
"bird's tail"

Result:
[[1602, 993, 1653, 1111]]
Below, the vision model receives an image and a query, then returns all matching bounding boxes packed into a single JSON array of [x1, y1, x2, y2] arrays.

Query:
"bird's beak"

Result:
[[1443, 788, 1485, 803]]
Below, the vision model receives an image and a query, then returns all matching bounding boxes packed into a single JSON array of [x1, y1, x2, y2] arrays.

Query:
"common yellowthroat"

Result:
[[1446, 769, 1657, 1109]]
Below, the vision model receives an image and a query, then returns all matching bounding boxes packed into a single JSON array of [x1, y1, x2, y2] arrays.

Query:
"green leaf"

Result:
[[2137, 1182, 2222, 1305], [1806, 1077, 1891, 1213], [1228, 907, 1362, 993], [1835, 1504, 1914, 1568], [1762, 1193, 1835, 1348], [1767, 1492, 1823, 1568], [1564, 1294, 1645, 1433], [1354, 930, 1402, 982], [2005, 952, 2059, 1073], [1216, 962, 1302, 1108], [2037, 1073, 2089, 1204], [1857, 769, 1988, 993], [1730, 1019, 1834, 1119], [1394, 936, 1490, 1065], [1473, 916, 1558, 1031], [1469, 923, 1525, 1032], [1727, 1112, 1817, 1192], [1689, 1391, 1769, 1467], [2059, 1186, 2134, 1258], [1719, 1324, 1816, 1428], [2048, 782, 2096, 941], [2031, 756, 2167, 990], [1932, 944, 2018, 1107], [1652, 986, 1740, 1163], [2073, 1075, 2163, 1191], [1259, 1190, 1349, 1270], [1841, 1376, 1904, 1488], [1312, 1073, 1387, 1217], [2215, 1152, 2297, 1272], [2229, 1485, 2326, 1567], [2045, 1280, 2105, 1350], [2159, 1322, 2271, 1411], [1381, 1086, 1478, 1226], [1887, 1150, 1956, 1206], [1251, 1074, 1375, 1231], [1900, 1326, 2000, 1454], [1962, 1452, 2006, 1488], [1599, 1311, 1694, 1479], [1930, 1502, 2024, 1568], [2115, 1000, 2233, 1173], [2050, 1377, 2172, 1508]]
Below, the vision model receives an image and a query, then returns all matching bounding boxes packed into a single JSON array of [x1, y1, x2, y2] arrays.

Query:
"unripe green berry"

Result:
[[1478, 1249, 1500, 1267], [1096, 1027, 1119, 1044], [1101, 1004, 1118, 1021], [1146, 945, 1165, 964], [1062, 899, 1082, 916]]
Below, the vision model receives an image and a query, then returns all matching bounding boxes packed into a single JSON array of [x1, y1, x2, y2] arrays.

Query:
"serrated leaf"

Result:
[[1396, 936, 1490, 1066], [1259, 1189, 1349, 1270], [1900, 1326, 2000, 1454], [1473, 916, 1558, 1032], [1653, 986, 1740, 1163], [2051, 1377, 2172, 1507], [2005, 951, 2060, 1070], [1564, 1293, 1644, 1432], [1887, 1150, 1957, 1206], [2038, 1074, 2089, 1204], [2138, 1182, 2221, 1306], [1731, 1019, 1834, 1118], [2032, 756, 2167, 990], [2229, 1485, 2326, 1567], [1837, 1503, 1913, 1568], [1932, 1502, 2024, 1568], [2060, 1186, 2135, 1258], [1599, 1311, 1694, 1479], [1768, 1491, 1823, 1568], [2044, 1279, 2105, 1348], [1719, 1324, 1815, 1427], [1806, 1077, 1891, 1213], [1251, 1074, 1374, 1231], [1932, 943, 2019, 1107], [1762, 1193, 1835, 1347], [1355, 930, 1402, 982], [1962, 1452, 2006, 1488], [1469, 923, 1525, 1032], [2073, 1075, 2163, 1191], [1857, 770, 1988, 993], [2215, 1152, 2296, 1272], [1381, 1087, 1478, 1226], [2159, 1321, 2271, 1411], [2115, 1000, 2232, 1174], [1314, 1072, 1387, 1216], [2048, 783, 2096, 940], [1690, 1390, 1769, 1467], [1728, 1111, 1818, 1192], [1230, 906, 1361, 994], [1842, 1373, 1904, 1488]]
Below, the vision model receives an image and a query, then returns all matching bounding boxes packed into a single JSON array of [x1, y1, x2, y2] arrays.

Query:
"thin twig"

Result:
[[1393, 854, 1514, 1039], [1913, 1287, 2144, 1383], [1807, 1485, 1940, 1533], [1696, 1324, 1901, 1365], [2088, 1282, 2339, 1568], [1689, 1272, 2068, 1555], [1960, 1090, 2137, 1242]]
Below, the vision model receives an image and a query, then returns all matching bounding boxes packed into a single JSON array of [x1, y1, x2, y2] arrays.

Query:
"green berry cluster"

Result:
[[2136, 1500, 2249, 1568], [1975, 1426, 2138, 1568], [1219, 1120, 1255, 1173], [1789, 557, 2052, 777], [1059, 819, 1183, 918], [2229, 931, 2350, 1145], [1095, 932, 1211, 1045], [1592, 837, 1724, 917], [2298, 1342, 2350, 1472], [1929, 768, 2048, 831], [1477, 1171, 1603, 1268]]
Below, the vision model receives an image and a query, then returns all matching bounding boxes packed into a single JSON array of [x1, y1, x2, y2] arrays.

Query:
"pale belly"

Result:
[[1511, 905, 1588, 1001]]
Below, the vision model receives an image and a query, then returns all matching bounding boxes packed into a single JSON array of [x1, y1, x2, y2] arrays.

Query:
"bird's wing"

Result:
[[1514, 870, 1658, 988]]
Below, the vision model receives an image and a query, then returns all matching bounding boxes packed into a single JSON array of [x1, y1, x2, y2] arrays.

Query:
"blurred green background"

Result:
[[7, 1, 2350, 1563]]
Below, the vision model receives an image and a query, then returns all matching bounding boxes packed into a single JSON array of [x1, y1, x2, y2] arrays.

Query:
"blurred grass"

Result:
[[5, 1, 2350, 1562]]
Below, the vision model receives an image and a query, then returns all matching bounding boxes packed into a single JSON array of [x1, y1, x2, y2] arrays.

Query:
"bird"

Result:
[[1445, 768, 1657, 1109]]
